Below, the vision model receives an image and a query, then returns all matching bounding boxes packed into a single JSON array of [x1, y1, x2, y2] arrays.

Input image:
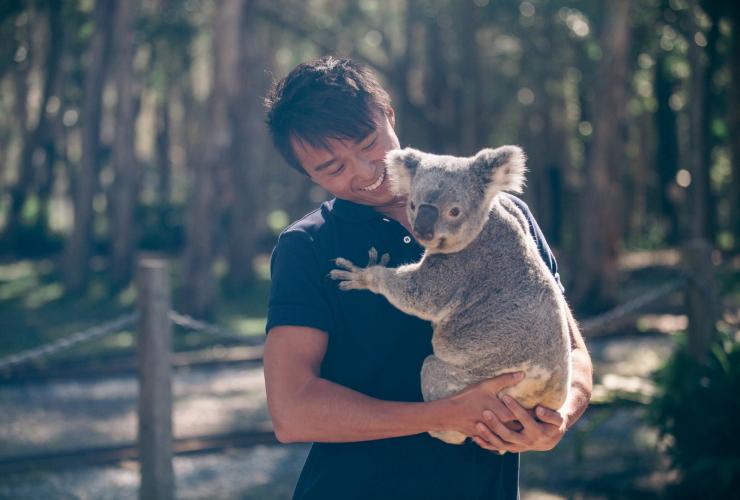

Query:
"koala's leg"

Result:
[[421, 355, 470, 445], [330, 248, 444, 321]]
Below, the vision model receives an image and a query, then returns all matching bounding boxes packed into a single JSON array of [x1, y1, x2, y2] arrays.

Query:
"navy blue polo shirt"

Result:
[[266, 194, 561, 500]]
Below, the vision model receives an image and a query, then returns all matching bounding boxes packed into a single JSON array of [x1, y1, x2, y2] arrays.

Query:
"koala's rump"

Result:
[[423, 201, 570, 409]]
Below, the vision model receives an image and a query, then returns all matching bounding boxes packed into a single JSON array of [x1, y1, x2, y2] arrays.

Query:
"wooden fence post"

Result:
[[136, 258, 174, 500], [682, 239, 719, 361]]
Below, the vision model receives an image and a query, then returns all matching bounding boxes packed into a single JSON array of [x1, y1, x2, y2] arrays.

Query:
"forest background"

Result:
[[2, 0, 739, 321], [1, 0, 739, 497]]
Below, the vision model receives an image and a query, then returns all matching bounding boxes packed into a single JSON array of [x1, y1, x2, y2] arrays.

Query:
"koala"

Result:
[[329, 146, 572, 445]]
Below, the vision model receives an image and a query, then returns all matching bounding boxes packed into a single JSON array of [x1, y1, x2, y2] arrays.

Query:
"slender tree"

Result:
[[183, 0, 248, 316], [572, 0, 632, 311], [685, 0, 711, 240], [63, 0, 115, 293], [728, 6, 740, 245], [225, 8, 270, 291], [110, 0, 139, 286], [5, 0, 62, 245]]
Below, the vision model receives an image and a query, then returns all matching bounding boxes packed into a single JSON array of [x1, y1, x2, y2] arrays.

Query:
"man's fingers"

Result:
[[484, 396, 517, 424], [479, 372, 524, 393], [483, 410, 527, 445], [472, 436, 500, 453], [535, 406, 564, 426], [475, 422, 508, 450], [501, 396, 538, 429]]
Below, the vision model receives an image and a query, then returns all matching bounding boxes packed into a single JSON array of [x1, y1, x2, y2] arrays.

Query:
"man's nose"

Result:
[[413, 204, 438, 240]]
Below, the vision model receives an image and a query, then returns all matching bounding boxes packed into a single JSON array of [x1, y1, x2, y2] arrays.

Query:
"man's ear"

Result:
[[386, 106, 396, 127], [471, 145, 527, 195], [385, 148, 422, 195]]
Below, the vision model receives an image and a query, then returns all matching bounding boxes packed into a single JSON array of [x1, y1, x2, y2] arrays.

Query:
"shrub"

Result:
[[650, 331, 740, 498]]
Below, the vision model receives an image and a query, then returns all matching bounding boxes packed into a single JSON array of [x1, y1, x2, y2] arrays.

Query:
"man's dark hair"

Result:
[[265, 56, 392, 174]]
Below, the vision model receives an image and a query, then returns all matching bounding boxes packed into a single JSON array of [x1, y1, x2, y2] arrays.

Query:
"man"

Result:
[[263, 56, 592, 499]]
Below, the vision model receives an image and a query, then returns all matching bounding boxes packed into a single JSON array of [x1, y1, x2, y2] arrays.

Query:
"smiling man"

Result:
[[263, 56, 592, 500]]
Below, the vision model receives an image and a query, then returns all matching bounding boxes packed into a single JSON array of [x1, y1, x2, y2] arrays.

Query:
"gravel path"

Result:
[[0, 333, 677, 499]]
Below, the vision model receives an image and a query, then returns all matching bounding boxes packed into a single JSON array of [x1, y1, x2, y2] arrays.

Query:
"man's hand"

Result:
[[472, 397, 568, 453], [432, 372, 525, 439]]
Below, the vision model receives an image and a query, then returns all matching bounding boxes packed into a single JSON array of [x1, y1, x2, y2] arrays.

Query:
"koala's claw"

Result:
[[367, 247, 390, 267], [330, 252, 387, 292], [333, 257, 358, 272]]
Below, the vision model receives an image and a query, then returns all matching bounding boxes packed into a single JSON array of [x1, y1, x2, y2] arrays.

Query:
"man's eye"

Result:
[[362, 136, 377, 151], [328, 165, 344, 176]]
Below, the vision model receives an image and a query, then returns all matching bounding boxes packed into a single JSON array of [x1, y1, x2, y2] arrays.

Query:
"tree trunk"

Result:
[[183, 0, 247, 316], [63, 0, 116, 293], [225, 8, 269, 291], [6, 0, 62, 246], [155, 96, 171, 204], [686, 0, 710, 241], [572, 0, 631, 311], [730, 8, 740, 246], [654, 51, 681, 244], [110, 0, 139, 287]]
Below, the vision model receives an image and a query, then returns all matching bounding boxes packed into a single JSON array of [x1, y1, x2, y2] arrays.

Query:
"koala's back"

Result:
[[423, 195, 570, 409]]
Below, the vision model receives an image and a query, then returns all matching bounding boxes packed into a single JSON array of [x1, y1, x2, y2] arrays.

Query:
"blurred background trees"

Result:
[[1, 0, 738, 317]]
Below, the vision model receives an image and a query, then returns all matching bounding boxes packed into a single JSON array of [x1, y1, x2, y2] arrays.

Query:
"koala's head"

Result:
[[385, 146, 526, 254]]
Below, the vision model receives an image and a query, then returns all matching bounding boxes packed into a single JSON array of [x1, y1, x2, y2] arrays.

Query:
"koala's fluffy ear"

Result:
[[471, 145, 527, 195], [385, 148, 422, 195]]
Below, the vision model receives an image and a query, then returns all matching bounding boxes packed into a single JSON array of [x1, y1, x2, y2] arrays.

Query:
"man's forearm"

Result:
[[561, 310, 593, 429], [273, 376, 443, 443]]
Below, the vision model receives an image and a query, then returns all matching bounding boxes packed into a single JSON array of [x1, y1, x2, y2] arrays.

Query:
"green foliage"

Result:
[[137, 203, 185, 252], [650, 331, 740, 498]]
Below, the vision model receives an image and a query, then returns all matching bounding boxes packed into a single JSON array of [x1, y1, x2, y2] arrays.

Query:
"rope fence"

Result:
[[0, 313, 139, 372], [0, 277, 688, 374], [0, 311, 263, 375], [580, 278, 686, 337]]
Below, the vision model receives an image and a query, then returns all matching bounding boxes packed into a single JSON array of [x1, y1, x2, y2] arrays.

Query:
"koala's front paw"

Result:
[[329, 247, 390, 292]]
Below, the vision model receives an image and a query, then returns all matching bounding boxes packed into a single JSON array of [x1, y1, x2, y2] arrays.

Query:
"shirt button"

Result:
[[403, 236, 411, 244]]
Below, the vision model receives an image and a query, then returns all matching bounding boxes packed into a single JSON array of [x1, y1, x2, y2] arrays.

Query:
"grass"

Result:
[[0, 257, 270, 364]]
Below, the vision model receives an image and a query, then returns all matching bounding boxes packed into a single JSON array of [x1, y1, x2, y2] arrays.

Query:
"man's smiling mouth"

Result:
[[360, 168, 386, 192]]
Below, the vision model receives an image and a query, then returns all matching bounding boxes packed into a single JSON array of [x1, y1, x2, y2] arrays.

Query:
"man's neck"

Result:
[[375, 204, 412, 233]]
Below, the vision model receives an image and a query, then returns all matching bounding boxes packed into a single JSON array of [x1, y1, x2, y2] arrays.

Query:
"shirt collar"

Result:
[[331, 197, 385, 222]]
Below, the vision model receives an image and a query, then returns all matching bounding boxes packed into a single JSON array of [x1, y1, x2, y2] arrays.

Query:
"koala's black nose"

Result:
[[413, 204, 438, 240]]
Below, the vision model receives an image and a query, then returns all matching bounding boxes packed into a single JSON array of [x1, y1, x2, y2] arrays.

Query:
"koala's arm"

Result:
[[370, 261, 455, 321], [332, 253, 456, 322], [559, 305, 593, 430]]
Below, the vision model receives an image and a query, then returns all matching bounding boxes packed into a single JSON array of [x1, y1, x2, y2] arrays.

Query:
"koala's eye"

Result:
[[410, 201, 416, 211], [449, 207, 460, 217]]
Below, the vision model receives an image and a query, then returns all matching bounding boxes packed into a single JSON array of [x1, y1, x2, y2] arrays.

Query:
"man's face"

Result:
[[291, 109, 402, 208]]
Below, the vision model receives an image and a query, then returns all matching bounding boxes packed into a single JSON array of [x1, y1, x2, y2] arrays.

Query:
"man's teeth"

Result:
[[361, 169, 386, 192]]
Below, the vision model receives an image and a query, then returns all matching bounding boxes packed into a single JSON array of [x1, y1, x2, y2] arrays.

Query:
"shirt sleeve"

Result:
[[507, 195, 565, 294], [265, 230, 336, 335]]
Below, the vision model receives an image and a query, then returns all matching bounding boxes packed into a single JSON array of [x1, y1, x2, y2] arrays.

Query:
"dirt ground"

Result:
[[0, 332, 677, 499]]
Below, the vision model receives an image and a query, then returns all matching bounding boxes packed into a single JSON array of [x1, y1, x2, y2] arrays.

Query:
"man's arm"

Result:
[[559, 306, 593, 429], [471, 306, 593, 452], [263, 325, 525, 443]]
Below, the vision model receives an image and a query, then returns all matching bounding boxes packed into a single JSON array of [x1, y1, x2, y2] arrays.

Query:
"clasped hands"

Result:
[[445, 371, 568, 454]]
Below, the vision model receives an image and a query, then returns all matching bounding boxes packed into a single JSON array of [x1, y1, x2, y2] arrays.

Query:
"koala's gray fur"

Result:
[[330, 146, 571, 445]]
